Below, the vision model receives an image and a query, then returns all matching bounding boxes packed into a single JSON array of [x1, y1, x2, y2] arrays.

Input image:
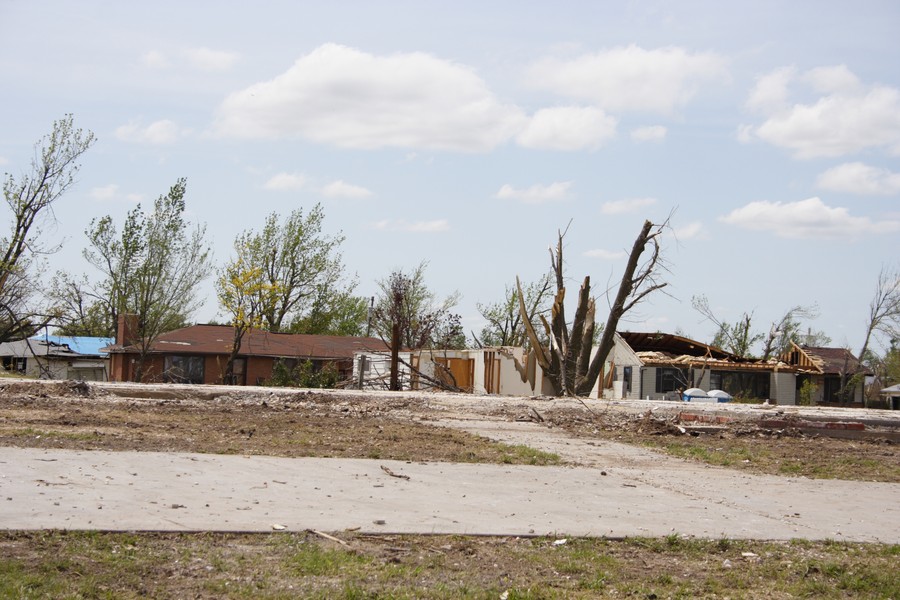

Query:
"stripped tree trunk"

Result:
[[519, 219, 668, 397]]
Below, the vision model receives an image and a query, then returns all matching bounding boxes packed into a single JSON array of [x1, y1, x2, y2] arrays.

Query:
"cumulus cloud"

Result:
[[115, 119, 183, 144], [321, 180, 373, 199], [516, 106, 617, 150], [527, 45, 727, 114], [371, 219, 450, 232], [802, 65, 861, 95], [263, 172, 307, 191], [494, 181, 572, 204], [720, 197, 900, 239], [745, 66, 795, 114], [186, 47, 239, 71], [214, 43, 526, 151], [584, 248, 626, 260], [631, 125, 667, 142], [816, 162, 900, 196], [600, 197, 657, 215], [742, 66, 900, 158]]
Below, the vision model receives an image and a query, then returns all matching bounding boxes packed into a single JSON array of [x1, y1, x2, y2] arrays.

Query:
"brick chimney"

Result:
[[116, 313, 139, 347]]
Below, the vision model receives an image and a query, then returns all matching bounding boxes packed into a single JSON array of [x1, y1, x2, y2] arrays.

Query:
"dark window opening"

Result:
[[2, 356, 27, 374], [164, 355, 205, 384], [823, 376, 843, 403], [623, 366, 633, 394], [709, 370, 770, 400], [655, 367, 689, 393]]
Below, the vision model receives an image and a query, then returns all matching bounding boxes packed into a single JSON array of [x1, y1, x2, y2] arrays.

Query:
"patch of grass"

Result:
[[499, 444, 561, 466], [1, 532, 898, 598]]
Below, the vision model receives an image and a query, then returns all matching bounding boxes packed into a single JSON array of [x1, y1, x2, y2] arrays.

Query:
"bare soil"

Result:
[[0, 380, 898, 481]]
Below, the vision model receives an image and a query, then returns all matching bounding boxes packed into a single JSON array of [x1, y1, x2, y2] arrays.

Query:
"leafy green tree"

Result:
[[286, 287, 369, 337], [475, 273, 553, 348], [228, 205, 349, 333], [82, 178, 212, 380], [1, 115, 95, 342], [216, 247, 281, 383]]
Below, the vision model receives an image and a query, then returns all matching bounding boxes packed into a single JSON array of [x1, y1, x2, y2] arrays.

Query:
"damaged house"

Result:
[[780, 343, 869, 406], [606, 332, 798, 403], [105, 323, 389, 385], [0, 336, 112, 381]]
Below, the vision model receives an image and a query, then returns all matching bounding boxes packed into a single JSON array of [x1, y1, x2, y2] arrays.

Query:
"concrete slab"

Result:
[[2, 445, 898, 542]]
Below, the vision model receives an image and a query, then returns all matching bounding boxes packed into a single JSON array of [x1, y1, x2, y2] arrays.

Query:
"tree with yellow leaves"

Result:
[[216, 246, 281, 384]]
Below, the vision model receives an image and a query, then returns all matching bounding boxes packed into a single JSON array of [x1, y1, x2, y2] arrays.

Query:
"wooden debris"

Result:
[[307, 528, 349, 546], [381, 465, 411, 480]]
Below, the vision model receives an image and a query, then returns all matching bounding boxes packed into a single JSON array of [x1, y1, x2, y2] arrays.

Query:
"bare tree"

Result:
[[692, 296, 822, 359], [1, 115, 95, 342], [519, 219, 669, 396], [858, 265, 900, 367], [371, 262, 460, 391], [474, 273, 553, 348]]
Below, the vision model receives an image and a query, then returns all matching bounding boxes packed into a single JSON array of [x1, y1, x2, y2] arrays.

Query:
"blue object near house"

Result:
[[31, 336, 114, 356]]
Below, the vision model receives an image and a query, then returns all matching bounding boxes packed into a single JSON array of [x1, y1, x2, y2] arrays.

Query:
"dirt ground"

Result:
[[2, 380, 899, 598], [0, 380, 897, 482]]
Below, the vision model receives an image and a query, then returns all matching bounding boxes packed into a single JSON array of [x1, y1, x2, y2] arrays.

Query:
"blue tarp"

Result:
[[30, 336, 114, 356]]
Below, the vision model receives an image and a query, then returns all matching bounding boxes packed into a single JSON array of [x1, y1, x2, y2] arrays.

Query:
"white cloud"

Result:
[[743, 66, 900, 158], [263, 172, 307, 191], [816, 162, 900, 196], [600, 197, 657, 215], [630, 125, 667, 142], [745, 66, 795, 114], [494, 181, 572, 204], [321, 180, 373, 199], [89, 184, 140, 204], [516, 106, 617, 150], [0, 156, 8, 166], [584, 248, 626, 260], [186, 47, 239, 72], [89, 184, 119, 201], [802, 65, 861, 95], [527, 45, 728, 114], [141, 50, 169, 69], [720, 197, 900, 239], [371, 219, 450, 232], [115, 119, 183, 144], [214, 43, 526, 151], [672, 221, 705, 240]]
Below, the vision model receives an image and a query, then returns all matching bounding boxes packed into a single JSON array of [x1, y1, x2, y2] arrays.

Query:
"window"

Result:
[[823, 376, 843, 403], [709, 370, 770, 400], [2, 356, 26, 374], [623, 366, 633, 394], [164, 355, 204, 384], [655, 367, 688, 393]]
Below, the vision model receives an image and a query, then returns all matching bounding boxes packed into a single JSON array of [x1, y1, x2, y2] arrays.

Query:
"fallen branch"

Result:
[[307, 529, 349, 546], [381, 465, 411, 480]]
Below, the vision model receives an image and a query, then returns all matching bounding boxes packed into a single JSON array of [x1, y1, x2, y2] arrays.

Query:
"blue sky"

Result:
[[1, 1, 899, 355]]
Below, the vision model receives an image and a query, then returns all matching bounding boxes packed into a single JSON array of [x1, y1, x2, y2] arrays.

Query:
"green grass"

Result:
[[1, 531, 899, 599], [499, 444, 561, 465]]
